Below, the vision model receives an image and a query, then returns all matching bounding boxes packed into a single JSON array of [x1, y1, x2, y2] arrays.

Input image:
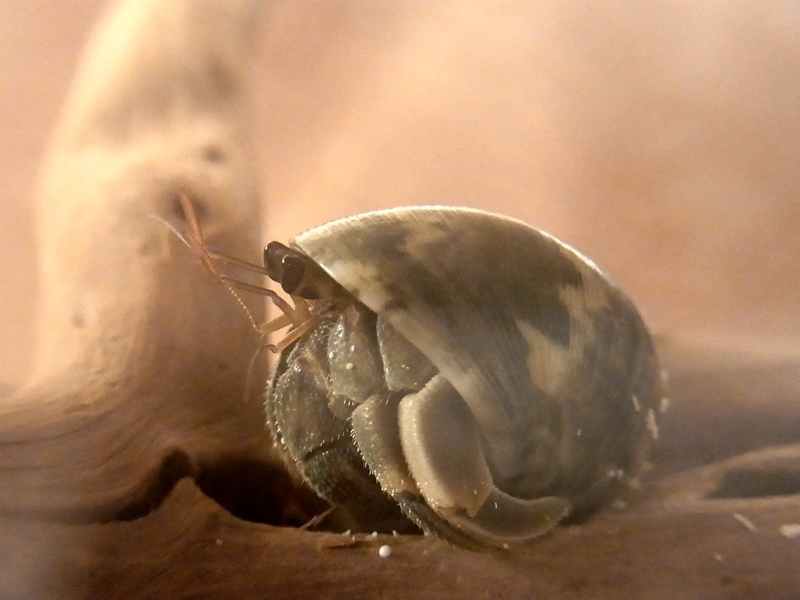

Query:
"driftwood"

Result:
[[1, 1, 799, 598]]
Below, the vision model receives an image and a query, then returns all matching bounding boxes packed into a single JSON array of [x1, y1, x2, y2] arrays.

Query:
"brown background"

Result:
[[2, 1, 800, 390]]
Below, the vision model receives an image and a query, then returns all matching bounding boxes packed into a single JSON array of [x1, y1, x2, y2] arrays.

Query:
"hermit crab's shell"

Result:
[[290, 206, 661, 513]]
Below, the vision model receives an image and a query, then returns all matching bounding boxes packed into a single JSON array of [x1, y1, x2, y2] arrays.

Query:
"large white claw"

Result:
[[446, 488, 571, 543], [398, 375, 493, 517], [398, 375, 571, 544]]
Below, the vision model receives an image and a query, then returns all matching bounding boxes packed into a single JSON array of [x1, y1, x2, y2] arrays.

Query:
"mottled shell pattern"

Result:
[[266, 206, 662, 549]]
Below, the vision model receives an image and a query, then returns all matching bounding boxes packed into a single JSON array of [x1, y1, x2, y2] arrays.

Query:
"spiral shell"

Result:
[[265, 206, 662, 548]]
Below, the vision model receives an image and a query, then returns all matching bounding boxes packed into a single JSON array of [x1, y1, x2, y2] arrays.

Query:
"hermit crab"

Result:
[[175, 194, 662, 549]]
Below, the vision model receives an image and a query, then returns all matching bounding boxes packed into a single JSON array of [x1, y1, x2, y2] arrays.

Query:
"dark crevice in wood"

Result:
[[110, 449, 195, 522], [195, 456, 293, 524], [708, 467, 800, 500], [194, 456, 333, 527]]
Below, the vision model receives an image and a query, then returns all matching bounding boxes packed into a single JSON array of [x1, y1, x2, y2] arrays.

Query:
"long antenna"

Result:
[[170, 191, 314, 349]]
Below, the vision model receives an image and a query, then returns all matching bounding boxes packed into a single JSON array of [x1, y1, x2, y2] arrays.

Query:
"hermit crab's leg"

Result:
[[264, 304, 321, 353]]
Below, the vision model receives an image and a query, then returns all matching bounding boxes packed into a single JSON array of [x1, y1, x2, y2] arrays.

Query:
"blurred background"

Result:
[[2, 1, 799, 388]]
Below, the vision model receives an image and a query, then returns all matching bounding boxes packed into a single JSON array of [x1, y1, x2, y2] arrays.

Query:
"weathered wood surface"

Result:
[[0, 0, 275, 524], [3, 471, 800, 600], [1, 1, 799, 598]]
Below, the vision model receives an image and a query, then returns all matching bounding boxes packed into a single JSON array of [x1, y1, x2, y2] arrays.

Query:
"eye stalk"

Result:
[[264, 242, 345, 301]]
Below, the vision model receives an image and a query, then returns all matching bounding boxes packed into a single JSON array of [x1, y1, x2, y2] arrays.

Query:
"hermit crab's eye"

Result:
[[264, 241, 343, 301], [263, 242, 292, 288]]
